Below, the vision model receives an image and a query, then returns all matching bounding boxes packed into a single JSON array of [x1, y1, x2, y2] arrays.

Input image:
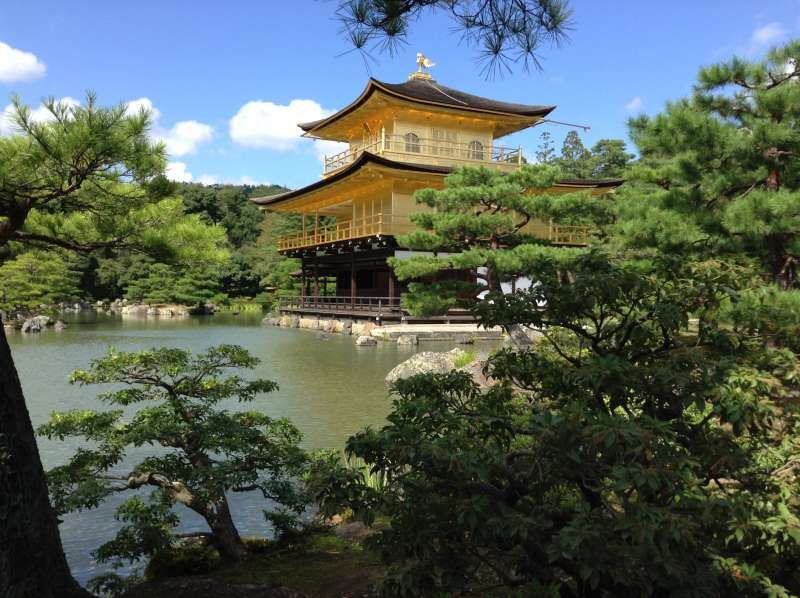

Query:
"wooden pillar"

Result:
[[388, 268, 396, 307], [300, 258, 306, 302], [350, 254, 356, 309], [313, 261, 319, 306]]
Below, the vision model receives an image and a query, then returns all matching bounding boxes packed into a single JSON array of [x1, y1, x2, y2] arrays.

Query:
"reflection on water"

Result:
[[7, 311, 439, 584]]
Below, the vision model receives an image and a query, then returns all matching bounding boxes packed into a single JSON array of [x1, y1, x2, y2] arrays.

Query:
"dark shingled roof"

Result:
[[299, 78, 555, 134], [250, 152, 623, 207]]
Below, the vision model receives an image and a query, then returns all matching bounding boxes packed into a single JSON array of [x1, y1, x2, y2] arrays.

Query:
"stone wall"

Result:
[[262, 314, 505, 344]]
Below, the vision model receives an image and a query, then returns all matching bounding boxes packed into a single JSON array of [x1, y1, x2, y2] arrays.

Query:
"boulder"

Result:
[[455, 334, 475, 345], [385, 351, 457, 385], [340, 319, 353, 336], [53, 320, 67, 331], [355, 335, 378, 346], [20, 318, 42, 333], [122, 304, 149, 316], [396, 334, 418, 346], [32, 315, 51, 328]]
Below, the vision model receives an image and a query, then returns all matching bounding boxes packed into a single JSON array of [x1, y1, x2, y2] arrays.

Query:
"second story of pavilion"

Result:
[[251, 73, 624, 254], [302, 72, 555, 177]]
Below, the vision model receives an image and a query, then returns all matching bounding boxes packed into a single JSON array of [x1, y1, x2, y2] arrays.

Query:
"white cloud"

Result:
[[0, 96, 79, 136], [197, 174, 219, 185], [163, 120, 213, 156], [124, 97, 213, 157], [746, 22, 787, 55], [0, 41, 46, 83], [124, 97, 161, 121], [165, 161, 193, 182], [752, 22, 786, 47], [229, 99, 333, 149], [624, 96, 644, 113], [194, 173, 271, 186]]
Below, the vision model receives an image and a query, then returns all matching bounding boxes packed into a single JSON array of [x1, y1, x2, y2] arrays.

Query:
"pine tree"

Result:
[[336, 0, 572, 77], [388, 164, 614, 316], [0, 251, 81, 312], [535, 130, 556, 163], [557, 129, 592, 177], [0, 95, 226, 597], [589, 138, 634, 178], [617, 41, 800, 288]]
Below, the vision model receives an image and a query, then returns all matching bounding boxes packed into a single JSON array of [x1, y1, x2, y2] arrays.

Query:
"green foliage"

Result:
[[144, 542, 221, 580], [336, 0, 572, 77], [38, 344, 311, 572], [0, 251, 81, 311], [555, 130, 634, 179], [558, 130, 592, 177], [389, 163, 611, 315], [535, 130, 556, 163], [322, 254, 800, 596], [616, 41, 800, 288]]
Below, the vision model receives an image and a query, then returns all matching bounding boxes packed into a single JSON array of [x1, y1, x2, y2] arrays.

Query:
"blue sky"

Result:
[[0, 0, 798, 189]]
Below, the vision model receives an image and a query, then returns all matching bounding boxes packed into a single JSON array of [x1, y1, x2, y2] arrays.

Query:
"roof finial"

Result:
[[409, 52, 435, 81]]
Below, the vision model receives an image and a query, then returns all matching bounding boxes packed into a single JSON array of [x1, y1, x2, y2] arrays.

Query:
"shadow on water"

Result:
[[8, 311, 490, 584]]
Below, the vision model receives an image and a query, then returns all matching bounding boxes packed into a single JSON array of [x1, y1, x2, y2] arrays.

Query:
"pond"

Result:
[[7, 311, 446, 585]]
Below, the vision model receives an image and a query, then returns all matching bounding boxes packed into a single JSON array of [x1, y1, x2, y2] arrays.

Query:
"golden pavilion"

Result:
[[252, 66, 622, 321]]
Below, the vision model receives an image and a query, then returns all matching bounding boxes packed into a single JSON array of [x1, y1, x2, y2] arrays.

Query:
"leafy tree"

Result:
[[0, 95, 223, 597], [124, 263, 176, 304], [0, 251, 81, 312], [336, 0, 572, 76], [535, 130, 556, 163], [318, 254, 800, 596], [218, 252, 263, 297], [179, 184, 271, 248], [39, 345, 310, 571], [173, 266, 225, 306], [388, 164, 614, 316], [589, 138, 634, 178], [558, 129, 592, 178], [617, 41, 800, 288]]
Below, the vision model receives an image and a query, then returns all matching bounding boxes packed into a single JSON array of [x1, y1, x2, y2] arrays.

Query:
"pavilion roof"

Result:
[[298, 78, 556, 137], [250, 152, 623, 208]]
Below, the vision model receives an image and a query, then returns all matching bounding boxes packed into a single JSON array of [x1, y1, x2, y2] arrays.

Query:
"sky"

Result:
[[0, 0, 798, 189]]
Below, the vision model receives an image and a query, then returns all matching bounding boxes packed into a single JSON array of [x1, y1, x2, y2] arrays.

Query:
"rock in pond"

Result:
[[53, 320, 67, 331], [385, 350, 460, 385], [396, 334, 418, 346], [355, 335, 378, 346], [21, 318, 42, 333]]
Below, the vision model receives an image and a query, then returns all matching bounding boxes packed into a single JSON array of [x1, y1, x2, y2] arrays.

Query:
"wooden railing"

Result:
[[278, 214, 594, 252], [279, 295, 402, 313], [277, 213, 415, 251], [322, 131, 523, 176]]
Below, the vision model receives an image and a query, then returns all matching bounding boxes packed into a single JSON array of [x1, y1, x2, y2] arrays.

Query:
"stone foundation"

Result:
[[262, 315, 504, 343]]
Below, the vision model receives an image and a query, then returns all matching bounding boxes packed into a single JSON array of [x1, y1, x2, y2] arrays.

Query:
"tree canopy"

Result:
[[40, 345, 311, 577], [616, 42, 800, 288]]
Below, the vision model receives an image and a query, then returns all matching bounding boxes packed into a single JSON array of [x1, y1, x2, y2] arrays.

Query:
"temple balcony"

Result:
[[277, 213, 416, 252], [277, 212, 594, 253], [322, 133, 523, 177]]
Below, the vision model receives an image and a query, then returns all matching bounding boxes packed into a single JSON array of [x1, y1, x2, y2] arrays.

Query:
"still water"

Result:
[[7, 312, 426, 584]]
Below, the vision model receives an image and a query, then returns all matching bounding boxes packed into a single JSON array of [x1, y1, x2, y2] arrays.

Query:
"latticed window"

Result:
[[404, 132, 421, 153], [432, 128, 457, 157], [468, 140, 484, 160]]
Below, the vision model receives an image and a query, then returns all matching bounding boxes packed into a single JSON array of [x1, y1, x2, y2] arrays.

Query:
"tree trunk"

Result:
[[0, 326, 91, 597], [766, 233, 795, 289], [206, 498, 248, 562]]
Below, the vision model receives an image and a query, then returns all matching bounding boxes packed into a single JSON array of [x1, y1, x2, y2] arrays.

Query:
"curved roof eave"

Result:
[[250, 153, 623, 208], [297, 78, 556, 136]]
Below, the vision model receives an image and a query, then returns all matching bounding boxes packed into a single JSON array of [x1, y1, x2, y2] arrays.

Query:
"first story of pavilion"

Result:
[[253, 153, 622, 322]]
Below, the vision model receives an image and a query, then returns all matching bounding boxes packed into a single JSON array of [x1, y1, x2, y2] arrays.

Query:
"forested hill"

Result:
[[0, 182, 301, 313]]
